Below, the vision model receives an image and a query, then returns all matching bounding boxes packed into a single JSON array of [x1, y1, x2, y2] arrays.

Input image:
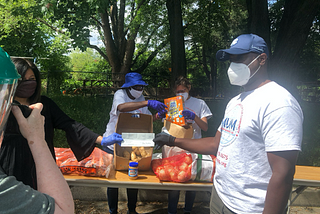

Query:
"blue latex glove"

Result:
[[101, 133, 123, 147], [147, 100, 167, 114], [182, 110, 195, 120], [157, 111, 166, 119]]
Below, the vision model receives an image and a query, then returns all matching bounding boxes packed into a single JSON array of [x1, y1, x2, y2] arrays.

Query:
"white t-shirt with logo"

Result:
[[103, 89, 151, 151], [214, 81, 303, 214], [162, 96, 212, 158], [184, 96, 212, 139]]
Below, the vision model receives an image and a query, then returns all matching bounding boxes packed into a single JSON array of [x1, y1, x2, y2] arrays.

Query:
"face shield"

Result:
[[0, 48, 21, 144]]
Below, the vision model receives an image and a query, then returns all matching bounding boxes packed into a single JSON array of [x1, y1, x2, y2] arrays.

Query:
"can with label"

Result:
[[128, 161, 138, 179]]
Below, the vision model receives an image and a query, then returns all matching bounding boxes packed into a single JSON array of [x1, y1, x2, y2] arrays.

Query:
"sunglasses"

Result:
[[131, 85, 144, 90]]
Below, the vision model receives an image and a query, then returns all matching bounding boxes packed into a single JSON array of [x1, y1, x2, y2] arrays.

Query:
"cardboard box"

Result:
[[164, 95, 186, 126], [164, 119, 193, 139], [162, 120, 194, 159], [114, 113, 154, 171]]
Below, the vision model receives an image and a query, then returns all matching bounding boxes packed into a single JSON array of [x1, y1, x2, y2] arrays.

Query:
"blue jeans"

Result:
[[168, 190, 196, 214], [103, 146, 138, 214]]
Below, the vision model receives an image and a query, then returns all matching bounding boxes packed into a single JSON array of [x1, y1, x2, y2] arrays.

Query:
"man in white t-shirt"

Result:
[[102, 72, 167, 214], [153, 34, 303, 214]]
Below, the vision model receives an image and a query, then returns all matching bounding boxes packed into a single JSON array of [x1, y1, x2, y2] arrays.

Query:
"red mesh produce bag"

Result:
[[54, 147, 113, 177], [151, 153, 192, 183]]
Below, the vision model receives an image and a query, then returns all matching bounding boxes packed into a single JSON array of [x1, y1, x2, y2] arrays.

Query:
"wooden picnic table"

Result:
[[64, 170, 213, 192], [64, 165, 320, 214]]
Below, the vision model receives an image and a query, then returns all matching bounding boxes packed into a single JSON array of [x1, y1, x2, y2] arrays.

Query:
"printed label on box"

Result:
[[164, 95, 186, 126]]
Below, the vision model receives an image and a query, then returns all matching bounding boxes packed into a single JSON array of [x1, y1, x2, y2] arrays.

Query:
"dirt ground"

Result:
[[74, 200, 210, 214], [74, 200, 320, 214]]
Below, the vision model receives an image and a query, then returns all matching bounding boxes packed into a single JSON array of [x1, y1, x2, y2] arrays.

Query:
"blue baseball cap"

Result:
[[216, 34, 269, 61], [121, 72, 148, 88]]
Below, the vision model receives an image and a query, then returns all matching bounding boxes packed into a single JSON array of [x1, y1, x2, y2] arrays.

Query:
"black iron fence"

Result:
[[42, 70, 320, 102], [42, 70, 174, 100]]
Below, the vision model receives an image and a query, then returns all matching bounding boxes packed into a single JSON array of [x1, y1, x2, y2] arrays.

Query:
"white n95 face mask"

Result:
[[176, 92, 188, 102], [129, 88, 143, 99], [227, 55, 261, 86]]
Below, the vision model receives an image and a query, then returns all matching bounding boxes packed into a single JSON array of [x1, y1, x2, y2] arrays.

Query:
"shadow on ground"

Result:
[[75, 200, 210, 214]]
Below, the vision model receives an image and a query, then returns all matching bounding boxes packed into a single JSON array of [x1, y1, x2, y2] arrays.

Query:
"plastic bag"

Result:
[[190, 153, 216, 182], [151, 153, 192, 183], [152, 153, 216, 183], [54, 147, 114, 177]]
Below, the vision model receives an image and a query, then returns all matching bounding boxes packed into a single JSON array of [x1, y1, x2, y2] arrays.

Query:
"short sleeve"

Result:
[[111, 90, 127, 115], [262, 106, 303, 152], [199, 100, 212, 120], [0, 171, 55, 214]]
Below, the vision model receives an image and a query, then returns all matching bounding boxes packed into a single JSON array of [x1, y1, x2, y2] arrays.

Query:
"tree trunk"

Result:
[[166, 0, 186, 87], [269, 0, 320, 94], [246, 0, 271, 52]]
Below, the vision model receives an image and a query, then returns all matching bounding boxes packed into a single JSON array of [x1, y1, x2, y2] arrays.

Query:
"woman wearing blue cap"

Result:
[[101, 72, 167, 214]]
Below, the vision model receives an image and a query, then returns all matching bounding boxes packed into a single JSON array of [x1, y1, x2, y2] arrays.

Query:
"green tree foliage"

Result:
[[61, 48, 111, 94], [69, 48, 107, 72], [0, 0, 51, 57], [183, 0, 247, 98], [0, 0, 72, 96], [40, 0, 170, 86]]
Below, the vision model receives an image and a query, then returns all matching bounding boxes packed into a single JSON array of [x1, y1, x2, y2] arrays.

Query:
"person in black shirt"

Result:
[[0, 47, 74, 214], [0, 58, 104, 189]]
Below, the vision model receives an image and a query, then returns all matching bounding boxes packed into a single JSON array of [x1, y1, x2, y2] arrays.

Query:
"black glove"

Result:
[[153, 132, 176, 150]]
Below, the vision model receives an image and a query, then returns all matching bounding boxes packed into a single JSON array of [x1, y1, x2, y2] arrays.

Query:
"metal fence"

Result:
[[42, 70, 319, 102], [43, 70, 173, 100]]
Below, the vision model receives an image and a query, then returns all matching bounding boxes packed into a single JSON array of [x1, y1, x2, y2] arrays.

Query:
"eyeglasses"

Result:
[[131, 85, 144, 90]]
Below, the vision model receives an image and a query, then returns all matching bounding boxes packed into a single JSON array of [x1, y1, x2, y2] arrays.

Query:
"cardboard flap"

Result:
[[116, 113, 153, 134], [114, 113, 154, 171], [164, 119, 193, 139], [121, 133, 155, 147]]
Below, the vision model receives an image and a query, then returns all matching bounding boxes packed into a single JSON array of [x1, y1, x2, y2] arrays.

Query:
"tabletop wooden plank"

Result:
[[64, 165, 320, 191], [64, 170, 213, 191], [294, 165, 320, 181], [293, 165, 320, 187]]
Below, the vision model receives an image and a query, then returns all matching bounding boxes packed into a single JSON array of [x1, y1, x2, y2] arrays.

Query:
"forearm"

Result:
[[264, 151, 298, 214], [95, 136, 103, 144], [194, 116, 208, 131], [118, 101, 148, 112], [263, 172, 293, 214], [29, 139, 74, 214], [174, 137, 218, 155]]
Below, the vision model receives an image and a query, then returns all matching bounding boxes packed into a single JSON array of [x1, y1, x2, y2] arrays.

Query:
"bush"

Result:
[[49, 94, 113, 148]]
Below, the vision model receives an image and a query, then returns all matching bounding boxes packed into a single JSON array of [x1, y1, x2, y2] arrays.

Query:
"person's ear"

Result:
[[259, 53, 268, 65]]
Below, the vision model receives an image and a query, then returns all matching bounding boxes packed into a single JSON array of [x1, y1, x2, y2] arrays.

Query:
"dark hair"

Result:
[[174, 76, 191, 90], [12, 58, 41, 104]]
